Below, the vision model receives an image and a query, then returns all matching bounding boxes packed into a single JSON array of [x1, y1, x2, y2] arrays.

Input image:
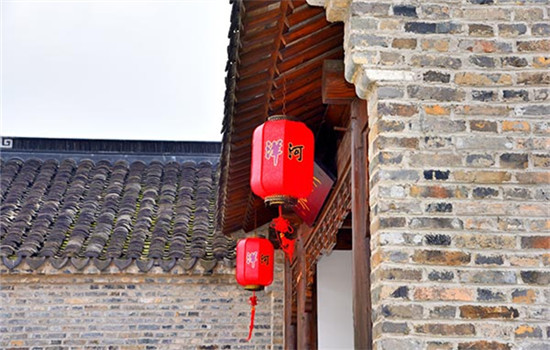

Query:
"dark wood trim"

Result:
[[284, 258, 296, 350], [296, 227, 310, 349], [350, 99, 372, 349]]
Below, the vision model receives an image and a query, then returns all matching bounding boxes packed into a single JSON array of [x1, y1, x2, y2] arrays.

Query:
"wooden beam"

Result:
[[284, 259, 296, 349], [322, 60, 356, 105], [350, 98, 372, 349], [296, 226, 310, 350]]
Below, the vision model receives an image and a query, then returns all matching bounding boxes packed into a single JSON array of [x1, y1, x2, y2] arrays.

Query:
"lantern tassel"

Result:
[[271, 205, 295, 262], [246, 291, 258, 341]]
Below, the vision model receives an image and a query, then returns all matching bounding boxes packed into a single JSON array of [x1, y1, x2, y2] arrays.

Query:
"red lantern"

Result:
[[250, 115, 315, 206], [236, 237, 274, 291], [236, 237, 274, 341]]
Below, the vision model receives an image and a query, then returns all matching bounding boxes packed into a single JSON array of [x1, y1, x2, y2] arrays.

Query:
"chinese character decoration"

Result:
[[235, 237, 274, 341]]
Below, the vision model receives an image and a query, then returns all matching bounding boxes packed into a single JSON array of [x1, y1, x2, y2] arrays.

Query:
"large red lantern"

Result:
[[250, 115, 315, 206], [236, 237, 274, 341]]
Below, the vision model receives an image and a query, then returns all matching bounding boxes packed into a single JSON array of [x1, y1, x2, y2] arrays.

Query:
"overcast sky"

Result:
[[1, 0, 231, 142]]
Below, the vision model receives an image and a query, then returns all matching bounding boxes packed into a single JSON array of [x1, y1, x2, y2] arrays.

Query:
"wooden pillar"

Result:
[[284, 259, 296, 349], [350, 98, 372, 349], [296, 229, 310, 349]]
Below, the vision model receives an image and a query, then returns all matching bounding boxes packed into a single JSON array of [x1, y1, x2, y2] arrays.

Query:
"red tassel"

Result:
[[246, 291, 257, 341], [271, 206, 295, 262]]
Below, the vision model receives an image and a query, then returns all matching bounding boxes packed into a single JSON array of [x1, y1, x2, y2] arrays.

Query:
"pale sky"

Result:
[[1, 0, 232, 141]]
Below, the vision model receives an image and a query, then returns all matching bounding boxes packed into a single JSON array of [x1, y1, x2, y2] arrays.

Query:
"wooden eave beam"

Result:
[[242, 0, 291, 233], [322, 60, 356, 105]]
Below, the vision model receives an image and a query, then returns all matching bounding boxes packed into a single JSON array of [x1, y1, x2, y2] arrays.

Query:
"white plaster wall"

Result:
[[317, 250, 354, 350]]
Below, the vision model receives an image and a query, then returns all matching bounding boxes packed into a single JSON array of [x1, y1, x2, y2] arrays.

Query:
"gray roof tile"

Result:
[[0, 157, 235, 273]]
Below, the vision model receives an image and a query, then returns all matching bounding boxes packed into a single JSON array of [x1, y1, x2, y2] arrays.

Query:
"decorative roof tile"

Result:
[[0, 147, 236, 274]]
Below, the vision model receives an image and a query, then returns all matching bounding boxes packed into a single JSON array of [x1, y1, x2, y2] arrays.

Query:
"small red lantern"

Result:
[[236, 237, 274, 341], [236, 237, 274, 291], [250, 115, 315, 206]]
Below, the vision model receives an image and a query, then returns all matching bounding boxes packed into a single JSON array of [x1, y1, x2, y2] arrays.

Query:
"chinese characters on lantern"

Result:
[[265, 139, 305, 166]]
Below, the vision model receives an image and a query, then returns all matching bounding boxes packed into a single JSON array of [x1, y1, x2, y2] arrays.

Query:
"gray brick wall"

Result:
[[0, 254, 284, 349], [310, 0, 550, 349]]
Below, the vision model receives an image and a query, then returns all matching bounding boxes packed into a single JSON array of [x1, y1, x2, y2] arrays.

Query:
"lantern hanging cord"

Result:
[[282, 75, 287, 115], [246, 291, 258, 341]]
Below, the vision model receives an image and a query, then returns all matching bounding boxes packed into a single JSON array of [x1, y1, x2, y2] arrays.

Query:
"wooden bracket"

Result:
[[322, 60, 356, 105]]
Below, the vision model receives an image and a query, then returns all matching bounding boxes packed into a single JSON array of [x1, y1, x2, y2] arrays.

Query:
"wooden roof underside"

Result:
[[218, 0, 344, 234]]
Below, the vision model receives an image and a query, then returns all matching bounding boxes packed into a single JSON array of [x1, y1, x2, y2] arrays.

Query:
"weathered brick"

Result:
[[520, 271, 550, 285], [517, 72, 550, 85], [521, 236, 550, 249], [473, 187, 499, 199], [458, 39, 512, 53], [429, 306, 456, 319], [421, 39, 449, 52], [428, 342, 454, 350], [532, 23, 550, 36], [423, 70, 451, 83], [409, 85, 465, 101], [501, 56, 528, 68], [453, 170, 512, 183], [459, 305, 518, 319], [350, 2, 390, 16], [466, 154, 495, 167], [405, 22, 436, 34], [477, 288, 506, 302], [377, 86, 405, 99], [415, 287, 474, 301], [512, 289, 536, 304], [470, 120, 497, 132], [514, 325, 543, 338], [533, 57, 550, 68], [410, 217, 463, 230], [472, 90, 495, 101], [458, 341, 511, 350], [423, 170, 450, 180], [378, 102, 419, 117], [517, 40, 550, 52], [374, 136, 419, 150], [428, 270, 454, 281], [498, 23, 527, 37], [379, 268, 423, 281], [458, 270, 517, 284], [455, 72, 512, 86], [422, 5, 450, 20], [413, 250, 470, 265], [503, 90, 529, 102], [410, 54, 461, 69], [410, 185, 467, 199], [514, 7, 544, 20], [502, 120, 530, 132], [475, 254, 504, 265], [382, 304, 423, 319], [469, 55, 496, 68], [500, 153, 528, 169], [393, 5, 417, 17], [532, 154, 550, 167], [425, 203, 453, 213], [469, 24, 494, 37], [411, 153, 462, 168], [415, 323, 475, 336], [392, 38, 417, 50], [380, 321, 409, 334]]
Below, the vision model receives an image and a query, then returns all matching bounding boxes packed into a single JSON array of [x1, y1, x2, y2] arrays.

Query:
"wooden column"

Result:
[[284, 259, 296, 349], [296, 228, 310, 349], [350, 98, 372, 349]]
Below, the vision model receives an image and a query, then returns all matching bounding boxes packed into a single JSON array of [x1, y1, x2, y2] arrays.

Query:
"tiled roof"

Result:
[[0, 139, 236, 273]]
